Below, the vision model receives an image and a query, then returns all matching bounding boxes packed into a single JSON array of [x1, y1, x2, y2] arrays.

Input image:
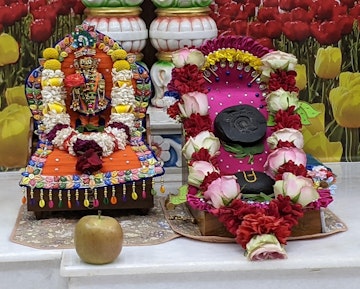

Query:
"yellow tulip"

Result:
[[0, 104, 32, 168], [0, 33, 20, 66], [302, 129, 343, 163], [329, 72, 360, 127], [295, 64, 307, 90], [314, 46, 342, 79], [5, 85, 28, 106], [304, 103, 325, 135]]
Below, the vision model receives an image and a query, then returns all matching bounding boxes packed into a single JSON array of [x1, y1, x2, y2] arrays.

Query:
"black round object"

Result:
[[235, 171, 275, 195], [214, 104, 267, 145]]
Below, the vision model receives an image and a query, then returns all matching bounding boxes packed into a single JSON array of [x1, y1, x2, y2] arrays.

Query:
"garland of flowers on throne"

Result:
[[39, 37, 137, 174]]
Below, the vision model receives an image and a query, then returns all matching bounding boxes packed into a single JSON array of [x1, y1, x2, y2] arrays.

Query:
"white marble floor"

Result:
[[1, 163, 360, 289]]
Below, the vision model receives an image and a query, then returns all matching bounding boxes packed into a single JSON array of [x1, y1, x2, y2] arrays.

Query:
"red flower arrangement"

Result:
[[166, 36, 336, 261]]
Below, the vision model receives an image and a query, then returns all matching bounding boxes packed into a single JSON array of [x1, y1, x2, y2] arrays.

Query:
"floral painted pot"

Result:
[[151, 0, 212, 8], [82, 0, 144, 7], [149, 7, 218, 52], [84, 7, 148, 54]]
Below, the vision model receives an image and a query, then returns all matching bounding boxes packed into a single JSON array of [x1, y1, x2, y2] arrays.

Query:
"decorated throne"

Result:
[[20, 24, 164, 219]]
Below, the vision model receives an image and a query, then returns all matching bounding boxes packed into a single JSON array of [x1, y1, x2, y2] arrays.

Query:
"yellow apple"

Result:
[[74, 212, 123, 265]]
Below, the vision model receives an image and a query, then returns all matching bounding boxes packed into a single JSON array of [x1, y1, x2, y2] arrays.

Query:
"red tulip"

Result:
[[248, 0, 261, 6], [243, 3, 256, 18], [282, 21, 310, 42], [31, 5, 57, 26], [214, 0, 232, 5], [310, 21, 342, 45], [333, 14, 355, 35], [30, 18, 53, 43], [340, 0, 356, 8], [289, 7, 314, 23], [350, 4, 360, 17], [215, 15, 231, 31], [9, 2, 27, 21], [257, 7, 279, 22], [255, 37, 275, 50], [218, 2, 241, 20], [248, 21, 266, 39], [29, 0, 46, 11], [230, 20, 248, 36], [265, 20, 282, 39], [279, 0, 312, 11], [312, 0, 338, 21], [263, 0, 279, 7], [0, 5, 17, 26], [72, 0, 85, 15]]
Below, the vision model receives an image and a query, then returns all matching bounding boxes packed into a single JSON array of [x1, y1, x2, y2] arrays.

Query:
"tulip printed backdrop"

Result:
[[1, 0, 360, 169], [0, 0, 85, 169], [210, 0, 360, 162]]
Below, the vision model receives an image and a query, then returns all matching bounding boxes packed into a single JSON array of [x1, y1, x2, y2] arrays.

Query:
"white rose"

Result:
[[267, 128, 304, 149], [266, 88, 299, 113], [261, 51, 298, 79], [182, 131, 220, 160]]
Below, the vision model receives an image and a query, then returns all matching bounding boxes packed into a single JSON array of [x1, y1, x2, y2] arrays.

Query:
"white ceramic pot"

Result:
[[84, 7, 148, 53], [149, 7, 218, 52]]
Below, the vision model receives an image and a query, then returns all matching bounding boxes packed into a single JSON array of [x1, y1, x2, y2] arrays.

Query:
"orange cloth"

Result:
[[42, 146, 141, 176]]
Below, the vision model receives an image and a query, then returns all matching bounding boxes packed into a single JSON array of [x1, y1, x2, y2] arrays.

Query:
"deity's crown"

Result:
[[74, 47, 96, 58]]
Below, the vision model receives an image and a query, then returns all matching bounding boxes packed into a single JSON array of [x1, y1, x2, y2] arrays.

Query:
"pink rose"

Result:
[[178, 91, 209, 117], [172, 47, 205, 68], [267, 128, 304, 149], [203, 175, 241, 208], [246, 234, 287, 261], [264, 147, 307, 179], [273, 172, 320, 207], [188, 160, 218, 188]]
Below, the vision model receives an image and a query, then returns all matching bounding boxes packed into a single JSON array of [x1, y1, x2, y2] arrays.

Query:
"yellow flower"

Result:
[[44, 59, 61, 71], [111, 49, 128, 61], [295, 64, 307, 90], [329, 72, 360, 127], [314, 46, 342, 79], [5, 85, 28, 106], [302, 129, 343, 162], [0, 104, 32, 168], [43, 48, 59, 59], [113, 104, 133, 113], [43, 102, 66, 114], [113, 60, 130, 71], [0, 33, 20, 66]]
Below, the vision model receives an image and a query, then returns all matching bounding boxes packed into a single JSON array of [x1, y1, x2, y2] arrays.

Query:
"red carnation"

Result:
[[183, 114, 213, 139], [236, 213, 292, 248], [273, 106, 302, 131], [191, 147, 219, 167], [268, 70, 299, 93], [200, 171, 221, 192], [275, 160, 308, 180]]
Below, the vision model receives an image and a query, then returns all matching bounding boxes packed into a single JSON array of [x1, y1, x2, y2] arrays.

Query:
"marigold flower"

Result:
[[43, 59, 62, 71], [113, 60, 130, 71], [111, 49, 128, 62], [43, 48, 59, 60]]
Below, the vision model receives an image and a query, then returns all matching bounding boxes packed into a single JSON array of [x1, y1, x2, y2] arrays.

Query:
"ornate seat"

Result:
[[20, 23, 164, 218]]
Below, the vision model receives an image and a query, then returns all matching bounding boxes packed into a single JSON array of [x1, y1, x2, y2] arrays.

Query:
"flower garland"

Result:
[[38, 24, 137, 174], [166, 36, 336, 261]]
